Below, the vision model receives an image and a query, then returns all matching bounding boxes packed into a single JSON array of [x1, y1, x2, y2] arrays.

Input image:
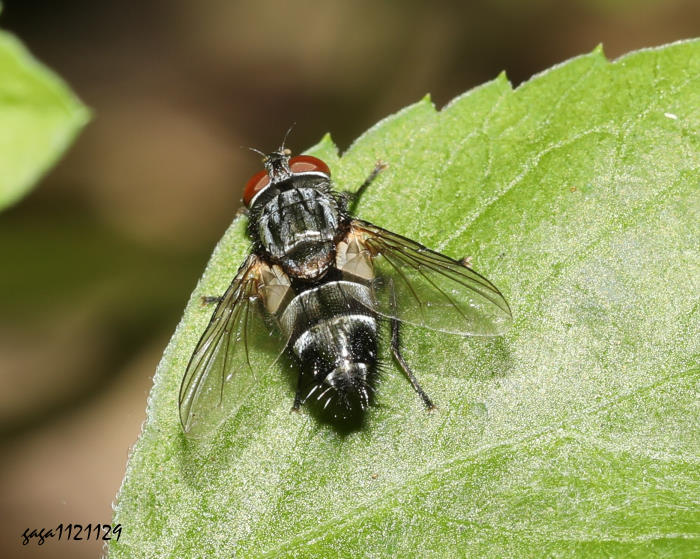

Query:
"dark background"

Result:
[[0, 1, 697, 557]]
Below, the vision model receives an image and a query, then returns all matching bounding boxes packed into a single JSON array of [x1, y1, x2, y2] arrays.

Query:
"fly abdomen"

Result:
[[279, 281, 378, 415]]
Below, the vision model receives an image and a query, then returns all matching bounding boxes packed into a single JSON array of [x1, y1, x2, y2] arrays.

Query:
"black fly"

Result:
[[179, 139, 512, 435]]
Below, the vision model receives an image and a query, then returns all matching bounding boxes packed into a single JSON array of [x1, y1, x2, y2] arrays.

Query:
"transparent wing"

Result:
[[179, 254, 286, 437], [352, 220, 512, 336]]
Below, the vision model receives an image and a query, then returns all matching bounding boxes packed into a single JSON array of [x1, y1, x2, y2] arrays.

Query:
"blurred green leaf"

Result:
[[111, 40, 699, 558], [0, 31, 89, 210]]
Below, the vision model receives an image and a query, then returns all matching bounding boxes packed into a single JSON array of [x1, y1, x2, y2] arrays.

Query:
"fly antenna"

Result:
[[242, 145, 266, 158], [280, 122, 296, 151]]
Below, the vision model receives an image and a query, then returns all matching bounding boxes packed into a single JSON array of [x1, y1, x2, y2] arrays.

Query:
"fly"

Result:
[[179, 136, 512, 435]]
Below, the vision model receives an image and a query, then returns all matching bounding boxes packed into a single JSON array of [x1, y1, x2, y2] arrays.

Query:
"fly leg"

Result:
[[291, 374, 303, 413], [388, 279, 436, 410], [201, 295, 224, 304], [346, 161, 388, 214]]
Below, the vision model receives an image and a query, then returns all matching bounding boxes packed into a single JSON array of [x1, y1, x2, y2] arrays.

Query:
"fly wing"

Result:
[[351, 220, 512, 336], [179, 254, 287, 437]]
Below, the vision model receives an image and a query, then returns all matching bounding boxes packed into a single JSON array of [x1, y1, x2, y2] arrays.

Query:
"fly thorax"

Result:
[[257, 187, 341, 280]]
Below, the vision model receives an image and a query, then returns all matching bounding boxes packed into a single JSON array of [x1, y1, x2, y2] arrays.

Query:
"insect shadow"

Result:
[[277, 352, 370, 435]]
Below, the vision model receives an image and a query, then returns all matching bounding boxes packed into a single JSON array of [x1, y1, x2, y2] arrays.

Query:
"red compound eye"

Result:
[[243, 169, 270, 207], [243, 155, 330, 207], [289, 155, 331, 176]]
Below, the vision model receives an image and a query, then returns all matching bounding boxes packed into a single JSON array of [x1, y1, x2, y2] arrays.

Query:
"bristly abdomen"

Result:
[[280, 281, 379, 417]]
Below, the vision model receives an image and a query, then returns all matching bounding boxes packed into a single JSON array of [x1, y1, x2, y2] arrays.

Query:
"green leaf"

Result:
[[111, 40, 699, 558], [0, 31, 89, 210]]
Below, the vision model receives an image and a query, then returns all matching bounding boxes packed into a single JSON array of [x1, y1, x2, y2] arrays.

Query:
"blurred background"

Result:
[[0, 1, 697, 556]]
